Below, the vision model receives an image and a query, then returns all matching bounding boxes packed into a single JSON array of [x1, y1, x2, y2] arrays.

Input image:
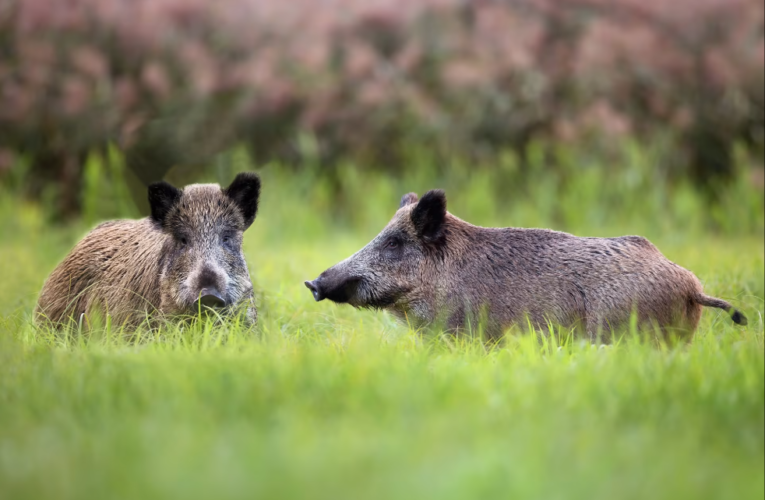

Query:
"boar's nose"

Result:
[[199, 288, 227, 308], [304, 280, 324, 302]]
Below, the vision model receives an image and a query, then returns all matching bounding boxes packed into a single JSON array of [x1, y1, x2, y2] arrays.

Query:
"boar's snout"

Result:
[[198, 288, 227, 309], [188, 265, 230, 312], [305, 271, 362, 304], [304, 280, 324, 302]]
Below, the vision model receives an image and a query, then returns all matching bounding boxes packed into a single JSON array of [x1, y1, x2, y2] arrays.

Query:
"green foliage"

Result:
[[1, 316, 763, 500], [0, 149, 763, 500], [42, 141, 765, 237]]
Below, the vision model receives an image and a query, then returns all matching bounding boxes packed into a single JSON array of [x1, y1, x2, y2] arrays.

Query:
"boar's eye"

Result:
[[382, 236, 404, 260], [178, 236, 189, 247], [221, 232, 237, 250], [383, 236, 404, 255]]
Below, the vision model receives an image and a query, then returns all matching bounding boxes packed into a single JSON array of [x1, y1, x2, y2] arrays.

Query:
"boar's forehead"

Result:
[[383, 207, 416, 235], [170, 184, 244, 231], [358, 208, 415, 247]]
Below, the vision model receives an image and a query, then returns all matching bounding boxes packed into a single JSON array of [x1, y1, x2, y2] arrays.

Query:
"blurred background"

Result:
[[0, 5, 763, 499], [0, 0, 762, 231]]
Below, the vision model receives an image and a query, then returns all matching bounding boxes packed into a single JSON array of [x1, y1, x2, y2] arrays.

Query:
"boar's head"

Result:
[[148, 172, 260, 319], [305, 190, 448, 319]]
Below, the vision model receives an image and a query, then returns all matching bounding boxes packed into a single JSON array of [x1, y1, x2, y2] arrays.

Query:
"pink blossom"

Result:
[[0, 0, 761, 166], [114, 78, 139, 112], [0, 82, 33, 120], [443, 60, 485, 89], [71, 46, 108, 80], [141, 62, 172, 98], [60, 76, 91, 117], [0, 148, 14, 174], [345, 44, 378, 79]]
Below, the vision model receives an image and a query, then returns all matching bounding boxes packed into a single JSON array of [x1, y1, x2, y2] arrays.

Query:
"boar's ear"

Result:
[[148, 181, 182, 226], [399, 192, 419, 208], [411, 189, 446, 244], [224, 172, 261, 229]]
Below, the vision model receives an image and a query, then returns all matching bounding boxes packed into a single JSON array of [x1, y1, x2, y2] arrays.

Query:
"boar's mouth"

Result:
[[305, 276, 362, 304], [362, 288, 401, 309], [305, 276, 401, 309], [184, 288, 233, 316]]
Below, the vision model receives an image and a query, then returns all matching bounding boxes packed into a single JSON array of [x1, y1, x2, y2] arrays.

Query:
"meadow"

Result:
[[0, 148, 763, 500]]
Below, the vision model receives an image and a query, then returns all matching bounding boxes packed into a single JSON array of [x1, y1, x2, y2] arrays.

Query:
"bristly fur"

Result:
[[695, 293, 748, 326], [731, 310, 748, 325], [308, 189, 748, 340], [36, 173, 261, 329], [400, 192, 419, 208]]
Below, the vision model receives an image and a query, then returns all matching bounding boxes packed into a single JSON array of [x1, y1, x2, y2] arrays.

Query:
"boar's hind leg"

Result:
[[683, 298, 703, 336]]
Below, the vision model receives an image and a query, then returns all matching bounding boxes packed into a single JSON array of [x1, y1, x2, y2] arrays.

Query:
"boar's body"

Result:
[[393, 226, 702, 335], [306, 190, 747, 339], [37, 218, 169, 326], [36, 174, 261, 328]]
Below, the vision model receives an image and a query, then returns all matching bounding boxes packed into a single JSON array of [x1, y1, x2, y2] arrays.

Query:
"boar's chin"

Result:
[[181, 301, 232, 316], [321, 277, 361, 305], [175, 288, 233, 316], [320, 278, 398, 310], [366, 294, 400, 309], [352, 283, 402, 310]]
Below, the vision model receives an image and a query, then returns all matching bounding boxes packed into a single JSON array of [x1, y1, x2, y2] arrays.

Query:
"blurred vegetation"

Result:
[[0, 0, 763, 217], [0, 2, 763, 497], [0, 319, 763, 500], [0, 149, 763, 500], [2, 141, 762, 239]]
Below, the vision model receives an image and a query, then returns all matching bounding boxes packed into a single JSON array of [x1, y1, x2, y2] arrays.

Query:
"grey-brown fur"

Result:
[[305, 190, 747, 339], [36, 173, 261, 328]]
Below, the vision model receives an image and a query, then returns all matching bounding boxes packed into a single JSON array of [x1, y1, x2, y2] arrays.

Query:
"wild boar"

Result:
[[305, 190, 747, 339], [35, 172, 261, 328]]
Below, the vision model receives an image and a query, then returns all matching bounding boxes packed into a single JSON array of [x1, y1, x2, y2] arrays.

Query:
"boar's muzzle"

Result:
[[304, 280, 324, 302], [304, 273, 362, 304], [198, 287, 227, 309]]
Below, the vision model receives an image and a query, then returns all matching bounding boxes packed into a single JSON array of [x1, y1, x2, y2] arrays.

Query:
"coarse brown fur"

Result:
[[36, 173, 261, 329], [306, 190, 747, 340]]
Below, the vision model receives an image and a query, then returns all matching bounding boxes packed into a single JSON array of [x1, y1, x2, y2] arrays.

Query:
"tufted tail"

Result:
[[695, 293, 748, 326]]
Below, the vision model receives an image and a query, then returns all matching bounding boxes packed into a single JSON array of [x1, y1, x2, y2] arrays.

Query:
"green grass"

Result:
[[0, 152, 763, 500]]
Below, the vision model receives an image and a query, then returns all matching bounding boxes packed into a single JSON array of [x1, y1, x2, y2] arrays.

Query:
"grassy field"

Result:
[[0, 153, 763, 500]]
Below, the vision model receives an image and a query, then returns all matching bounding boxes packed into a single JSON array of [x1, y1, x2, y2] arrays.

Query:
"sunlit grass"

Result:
[[0, 156, 763, 500]]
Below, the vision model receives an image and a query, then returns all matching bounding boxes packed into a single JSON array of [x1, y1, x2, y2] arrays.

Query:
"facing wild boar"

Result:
[[36, 172, 261, 328], [305, 190, 747, 339]]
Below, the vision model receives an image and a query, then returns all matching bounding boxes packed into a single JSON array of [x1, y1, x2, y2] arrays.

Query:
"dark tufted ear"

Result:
[[400, 192, 419, 209], [411, 189, 446, 244], [224, 172, 261, 229], [148, 181, 182, 226]]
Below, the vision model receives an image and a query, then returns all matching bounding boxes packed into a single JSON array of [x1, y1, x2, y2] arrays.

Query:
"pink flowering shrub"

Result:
[[0, 0, 762, 214]]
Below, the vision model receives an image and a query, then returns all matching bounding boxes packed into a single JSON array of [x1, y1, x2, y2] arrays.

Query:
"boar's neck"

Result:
[[427, 220, 532, 329]]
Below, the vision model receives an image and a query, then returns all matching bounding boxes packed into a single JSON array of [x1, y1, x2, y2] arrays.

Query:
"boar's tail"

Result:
[[695, 293, 748, 326]]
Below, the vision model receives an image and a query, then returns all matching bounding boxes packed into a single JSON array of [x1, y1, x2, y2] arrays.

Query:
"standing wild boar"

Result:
[[36, 172, 261, 328], [305, 190, 747, 339]]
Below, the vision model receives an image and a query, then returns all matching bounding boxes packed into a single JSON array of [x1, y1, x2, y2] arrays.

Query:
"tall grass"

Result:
[[0, 146, 763, 500]]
